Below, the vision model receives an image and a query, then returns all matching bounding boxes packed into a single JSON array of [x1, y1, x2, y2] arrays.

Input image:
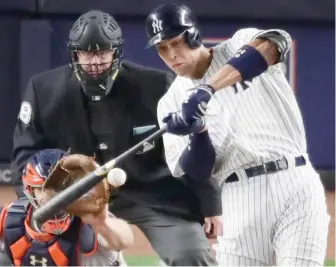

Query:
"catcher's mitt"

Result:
[[41, 154, 112, 217]]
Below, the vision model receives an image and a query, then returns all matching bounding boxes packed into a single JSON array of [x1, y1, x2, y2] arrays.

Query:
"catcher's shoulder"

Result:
[[0, 201, 16, 235]]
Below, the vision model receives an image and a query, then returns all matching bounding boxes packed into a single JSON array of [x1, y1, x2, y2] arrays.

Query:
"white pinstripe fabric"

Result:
[[157, 28, 330, 266], [213, 164, 329, 266], [158, 28, 305, 185]]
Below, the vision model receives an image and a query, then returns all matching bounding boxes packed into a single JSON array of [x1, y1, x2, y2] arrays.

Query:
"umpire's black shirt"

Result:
[[11, 61, 222, 221]]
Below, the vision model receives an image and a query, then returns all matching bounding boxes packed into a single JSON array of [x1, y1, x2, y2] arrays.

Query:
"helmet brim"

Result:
[[146, 29, 186, 48]]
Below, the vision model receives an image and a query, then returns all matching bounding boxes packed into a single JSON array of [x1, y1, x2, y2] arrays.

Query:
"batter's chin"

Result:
[[172, 64, 191, 77]]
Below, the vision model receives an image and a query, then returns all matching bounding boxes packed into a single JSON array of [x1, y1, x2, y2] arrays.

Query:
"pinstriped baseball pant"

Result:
[[213, 164, 330, 266]]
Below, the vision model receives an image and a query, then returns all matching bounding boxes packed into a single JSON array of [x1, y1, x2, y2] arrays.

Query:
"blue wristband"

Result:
[[227, 45, 268, 81], [179, 131, 216, 180]]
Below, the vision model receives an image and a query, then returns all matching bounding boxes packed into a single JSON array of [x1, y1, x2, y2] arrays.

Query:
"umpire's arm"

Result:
[[11, 78, 48, 197]]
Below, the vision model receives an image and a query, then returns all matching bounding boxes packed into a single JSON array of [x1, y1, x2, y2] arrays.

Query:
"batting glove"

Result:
[[182, 84, 215, 124], [163, 112, 206, 136]]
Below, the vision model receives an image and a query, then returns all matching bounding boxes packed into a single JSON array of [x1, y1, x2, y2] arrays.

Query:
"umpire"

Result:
[[11, 10, 221, 266]]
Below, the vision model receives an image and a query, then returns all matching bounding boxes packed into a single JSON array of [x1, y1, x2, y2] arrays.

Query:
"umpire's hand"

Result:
[[204, 216, 223, 239]]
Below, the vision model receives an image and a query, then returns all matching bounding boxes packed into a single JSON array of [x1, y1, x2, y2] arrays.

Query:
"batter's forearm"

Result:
[[207, 65, 242, 92], [207, 39, 280, 91], [93, 217, 134, 251]]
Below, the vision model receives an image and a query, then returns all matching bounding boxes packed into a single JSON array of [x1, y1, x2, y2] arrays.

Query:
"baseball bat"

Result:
[[32, 126, 167, 223]]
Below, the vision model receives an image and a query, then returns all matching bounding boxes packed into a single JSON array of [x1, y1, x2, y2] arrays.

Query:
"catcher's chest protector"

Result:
[[4, 198, 97, 266]]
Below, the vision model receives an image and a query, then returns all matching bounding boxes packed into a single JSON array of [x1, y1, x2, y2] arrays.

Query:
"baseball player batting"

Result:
[[0, 149, 132, 266], [145, 3, 330, 266]]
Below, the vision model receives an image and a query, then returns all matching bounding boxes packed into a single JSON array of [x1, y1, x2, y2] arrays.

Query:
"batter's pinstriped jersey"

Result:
[[157, 27, 306, 185], [158, 27, 330, 266]]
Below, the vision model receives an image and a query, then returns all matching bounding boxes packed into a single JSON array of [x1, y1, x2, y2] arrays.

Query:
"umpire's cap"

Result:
[[145, 3, 201, 49]]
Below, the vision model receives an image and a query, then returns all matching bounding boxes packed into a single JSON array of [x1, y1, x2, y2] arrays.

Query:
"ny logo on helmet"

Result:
[[152, 19, 163, 34], [30, 255, 48, 266]]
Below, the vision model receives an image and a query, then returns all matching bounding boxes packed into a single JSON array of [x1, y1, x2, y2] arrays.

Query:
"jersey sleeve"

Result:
[[227, 27, 292, 62], [79, 234, 122, 266], [11, 77, 49, 186]]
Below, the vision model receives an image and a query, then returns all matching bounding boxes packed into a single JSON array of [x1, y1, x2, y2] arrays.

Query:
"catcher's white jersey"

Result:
[[158, 28, 330, 266], [81, 213, 126, 266], [81, 234, 126, 266]]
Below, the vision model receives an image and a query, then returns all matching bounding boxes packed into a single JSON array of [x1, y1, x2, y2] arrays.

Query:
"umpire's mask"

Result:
[[68, 10, 123, 101]]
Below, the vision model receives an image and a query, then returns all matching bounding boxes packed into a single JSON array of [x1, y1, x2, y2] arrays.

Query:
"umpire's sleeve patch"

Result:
[[18, 101, 32, 125]]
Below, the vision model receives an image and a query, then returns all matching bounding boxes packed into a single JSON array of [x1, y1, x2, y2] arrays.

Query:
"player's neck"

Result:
[[190, 47, 213, 79]]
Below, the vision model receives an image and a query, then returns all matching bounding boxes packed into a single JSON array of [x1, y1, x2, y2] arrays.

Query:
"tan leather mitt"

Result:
[[42, 154, 112, 217]]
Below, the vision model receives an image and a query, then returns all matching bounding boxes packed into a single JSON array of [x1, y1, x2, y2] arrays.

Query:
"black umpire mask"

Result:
[[68, 10, 124, 101]]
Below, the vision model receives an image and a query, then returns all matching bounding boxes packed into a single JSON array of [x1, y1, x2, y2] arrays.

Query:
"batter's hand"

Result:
[[204, 216, 223, 239], [182, 84, 215, 124], [163, 112, 206, 136]]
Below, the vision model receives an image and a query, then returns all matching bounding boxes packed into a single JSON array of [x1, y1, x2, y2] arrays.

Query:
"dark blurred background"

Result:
[[0, 0, 334, 190]]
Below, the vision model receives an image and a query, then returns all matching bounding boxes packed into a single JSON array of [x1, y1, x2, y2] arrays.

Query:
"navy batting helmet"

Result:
[[145, 3, 201, 49]]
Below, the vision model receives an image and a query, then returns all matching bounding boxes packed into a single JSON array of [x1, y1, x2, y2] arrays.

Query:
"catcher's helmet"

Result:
[[22, 149, 71, 235], [68, 10, 123, 100], [145, 3, 201, 49], [22, 149, 68, 188]]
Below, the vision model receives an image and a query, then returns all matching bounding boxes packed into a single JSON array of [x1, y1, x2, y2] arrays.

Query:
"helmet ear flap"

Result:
[[185, 27, 202, 49]]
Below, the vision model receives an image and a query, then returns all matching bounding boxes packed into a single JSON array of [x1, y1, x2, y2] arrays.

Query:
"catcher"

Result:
[[0, 148, 133, 266]]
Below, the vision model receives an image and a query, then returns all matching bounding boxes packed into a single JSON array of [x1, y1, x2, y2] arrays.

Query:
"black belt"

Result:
[[225, 156, 306, 183]]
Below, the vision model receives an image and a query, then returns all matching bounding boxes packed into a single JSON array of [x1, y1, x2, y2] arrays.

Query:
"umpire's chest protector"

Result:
[[3, 198, 96, 266]]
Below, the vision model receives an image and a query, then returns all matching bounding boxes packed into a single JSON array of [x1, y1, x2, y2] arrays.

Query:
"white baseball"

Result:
[[107, 168, 127, 187]]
